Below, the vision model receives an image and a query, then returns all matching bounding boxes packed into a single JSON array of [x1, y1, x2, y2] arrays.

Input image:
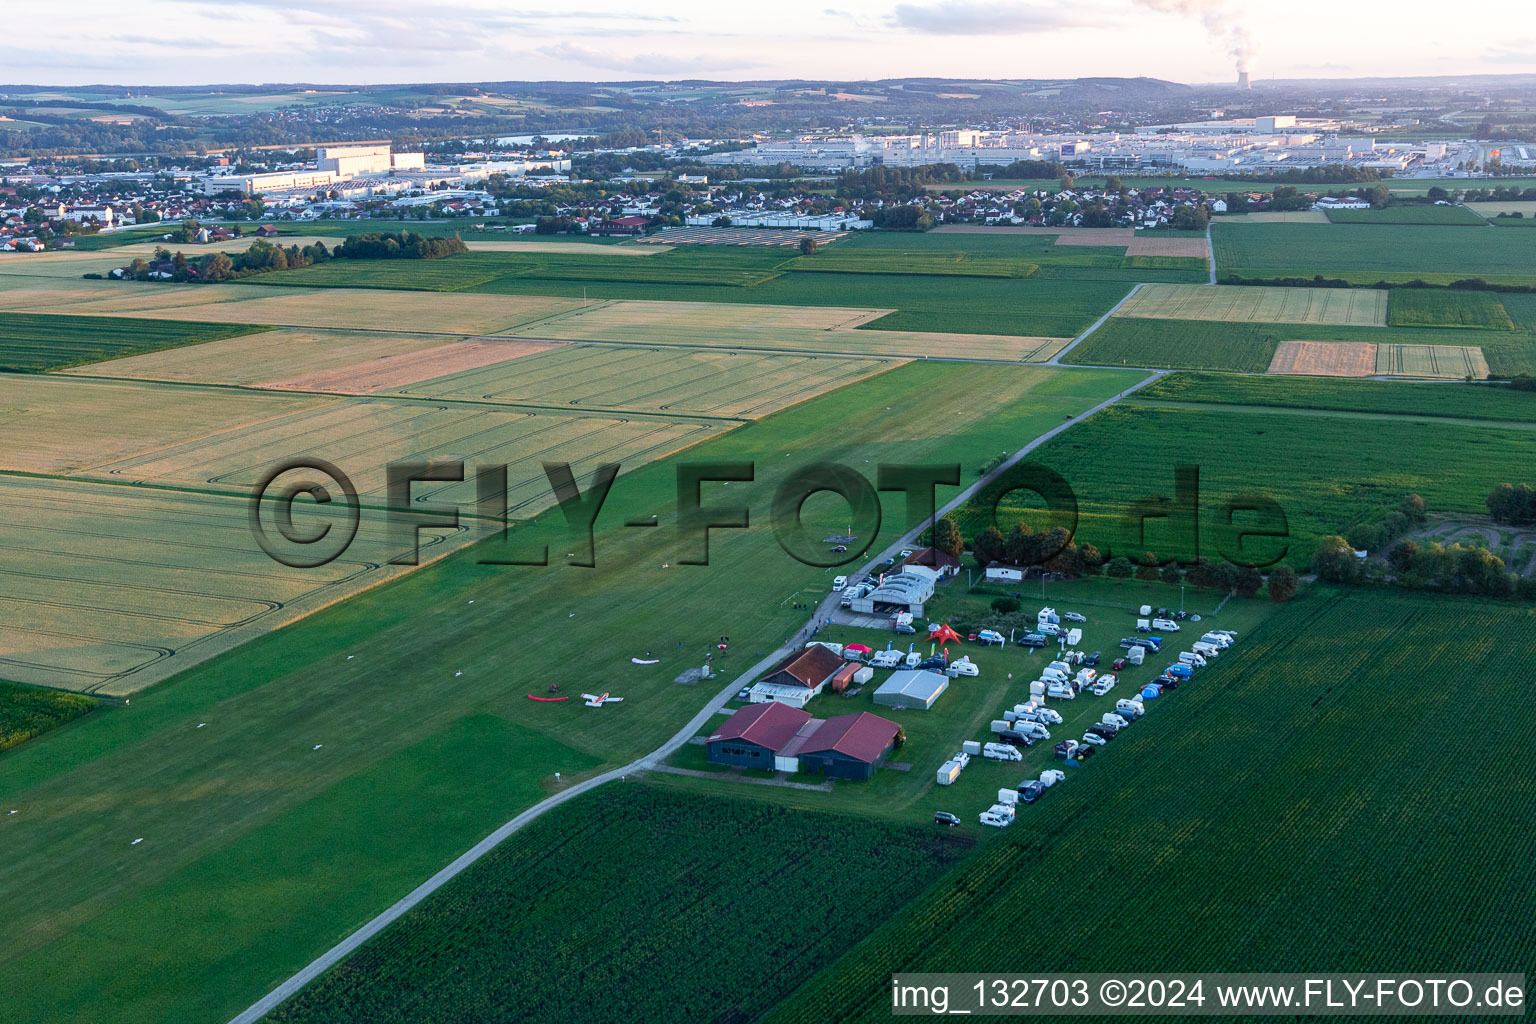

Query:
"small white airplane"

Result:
[[582, 692, 625, 707]]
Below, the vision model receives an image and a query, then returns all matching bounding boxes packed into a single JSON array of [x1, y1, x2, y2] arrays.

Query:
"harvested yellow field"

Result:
[[0, 475, 488, 694], [1225, 211, 1331, 224], [1126, 234, 1211, 258], [51, 284, 585, 335], [89, 393, 723, 506], [1116, 283, 1388, 326], [261, 338, 563, 393], [1376, 344, 1489, 379], [0, 250, 137, 278], [58, 328, 459, 385], [1472, 202, 1536, 218], [0, 375, 327, 474], [501, 299, 1067, 361], [390, 343, 902, 418], [1268, 340, 1379, 376]]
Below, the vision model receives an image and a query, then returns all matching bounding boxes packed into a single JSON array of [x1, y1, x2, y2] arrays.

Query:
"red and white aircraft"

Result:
[[582, 692, 625, 707]]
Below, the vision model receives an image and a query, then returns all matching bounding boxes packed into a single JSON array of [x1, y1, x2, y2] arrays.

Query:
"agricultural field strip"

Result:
[[387, 343, 902, 419], [0, 476, 474, 692], [82, 398, 723, 510], [228, 367, 1168, 1024], [1114, 283, 1388, 325], [1124, 398, 1536, 432]]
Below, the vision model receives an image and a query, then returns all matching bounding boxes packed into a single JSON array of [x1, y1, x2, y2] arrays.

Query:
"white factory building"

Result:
[[199, 144, 569, 197]]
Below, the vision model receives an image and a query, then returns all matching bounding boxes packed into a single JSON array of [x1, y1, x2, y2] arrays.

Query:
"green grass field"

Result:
[[1139, 372, 1536, 422], [265, 784, 970, 1023], [1068, 316, 1536, 376], [767, 587, 1536, 1023], [250, 245, 1142, 338], [0, 311, 265, 372], [953, 398, 1536, 568], [1325, 204, 1489, 225], [0, 361, 1144, 1024], [0, 681, 97, 751], [1213, 222, 1536, 286], [1387, 289, 1516, 330]]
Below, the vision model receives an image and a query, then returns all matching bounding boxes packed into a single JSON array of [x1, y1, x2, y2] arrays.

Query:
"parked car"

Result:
[[1018, 780, 1046, 804], [1085, 650, 1101, 666], [1079, 732, 1107, 747], [998, 730, 1036, 749], [1102, 713, 1129, 729], [1063, 611, 1087, 623], [1045, 681, 1076, 701], [975, 629, 1005, 647], [1034, 707, 1063, 725], [830, 545, 848, 554], [736, 688, 751, 700], [1154, 674, 1180, 690], [919, 655, 947, 671], [1174, 610, 1189, 620], [1087, 723, 1118, 741], [1017, 633, 1048, 648], [894, 624, 916, 635], [1037, 623, 1063, 637], [1089, 676, 1116, 697], [979, 810, 1012, 827], [832, 575, 848, 590], [934, 811, 961, 827]]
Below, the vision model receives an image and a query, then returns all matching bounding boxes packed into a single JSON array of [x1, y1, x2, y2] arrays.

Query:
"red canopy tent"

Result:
[[930, 624, 963, 647]]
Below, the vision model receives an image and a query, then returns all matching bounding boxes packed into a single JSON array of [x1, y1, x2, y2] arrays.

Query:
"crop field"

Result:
[[58, 328, 465, 386], [1325, 204, 1489, 225], [0, 475, 482, 693], [1069, 313, 1536, 376], [256, 250, 789, 291], [489, 274, 1134, 339], [0, 680, 96, 751], [389, 344, 903, 418], [1387, 288, 1515, 330], [1376, 343, 1489, 378], [1212, 222, 1536, 285], [265, 784, 969, 1024], [1223, 210, 1330, 223], [784, 251, 1040, 277], [769, 589, 1536, 1024], [1139, 371, 1536, 422], [1472, 201, 1536, 218], [1491, 216, 1536, 226], [0, 362, 1144, 1024], [85, 395, 722, 509], [0, 311, 266, 372], [1268, 339, 1379, 376], [258, 339, 562, 393], [1114, 283, 1388, 325], [0, 281, 587, 336], [0, 375, 329, 474], [641, 225, 849, 246], [954, 400, 1536, 568], [1125, 233, 1210, 258], [498, 298, 1071, 361]]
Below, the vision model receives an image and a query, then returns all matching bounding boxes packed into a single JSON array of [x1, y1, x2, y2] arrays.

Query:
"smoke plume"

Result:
[[1136, 0, 1256, 75]]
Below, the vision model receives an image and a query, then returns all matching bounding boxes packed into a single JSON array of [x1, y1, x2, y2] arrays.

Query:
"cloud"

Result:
[[1133, 0, 1256, 73], [888, 1, 1086, 34], [538, 42, 758, 74], [1486, 41, 1536, 65]]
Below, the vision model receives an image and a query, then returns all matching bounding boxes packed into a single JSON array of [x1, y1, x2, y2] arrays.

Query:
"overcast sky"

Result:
[[5, 0, 1532, 87]]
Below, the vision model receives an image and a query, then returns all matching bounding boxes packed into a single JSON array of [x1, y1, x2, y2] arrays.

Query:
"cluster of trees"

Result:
[[1340, 494, 1427, 554], [971, 522, 1103, 579], [870, 205, 936, 231], [1225, 165, 1384, 185], [1317, 534, 1532, 597], [1487, 483, 1536, 525], [332, 230, 467, 260], [1101, 555, 1298, 603]]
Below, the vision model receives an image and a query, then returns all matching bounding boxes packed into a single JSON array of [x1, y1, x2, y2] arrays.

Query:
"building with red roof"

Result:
[[705, 706, 900, 780]]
